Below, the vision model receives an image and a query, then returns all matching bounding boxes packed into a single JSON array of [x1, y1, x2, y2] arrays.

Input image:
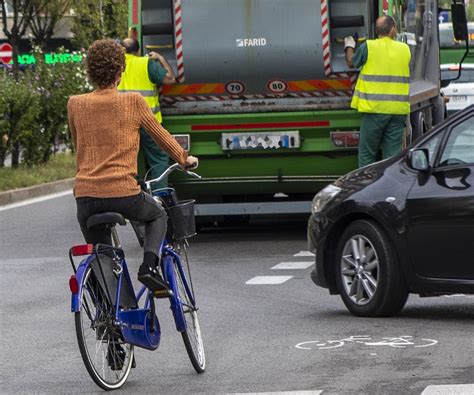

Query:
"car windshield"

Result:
[[441, 68, 474, 83], [439, 23, 474, 48]]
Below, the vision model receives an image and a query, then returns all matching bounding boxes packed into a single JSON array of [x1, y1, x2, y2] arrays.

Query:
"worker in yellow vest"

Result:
[[344, 15, 411, 168], [118, 38, 176, 188]]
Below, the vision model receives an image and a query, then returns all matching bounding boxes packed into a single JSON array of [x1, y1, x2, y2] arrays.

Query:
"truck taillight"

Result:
[[330, 132, 360, 148], [174, 134, 190, 151]]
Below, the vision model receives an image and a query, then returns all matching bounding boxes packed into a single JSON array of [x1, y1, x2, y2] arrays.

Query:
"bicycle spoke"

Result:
[[75, 265, 133, 389]]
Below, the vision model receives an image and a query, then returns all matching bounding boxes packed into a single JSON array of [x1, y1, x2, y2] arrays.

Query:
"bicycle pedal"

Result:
[[153, 289, 174, 299]]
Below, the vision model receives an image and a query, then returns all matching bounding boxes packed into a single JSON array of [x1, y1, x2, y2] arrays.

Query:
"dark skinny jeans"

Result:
[[76, 191, 167, 258]]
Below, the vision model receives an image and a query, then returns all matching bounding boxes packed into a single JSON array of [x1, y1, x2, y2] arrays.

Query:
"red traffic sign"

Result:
[[0, 43, 13, 65]]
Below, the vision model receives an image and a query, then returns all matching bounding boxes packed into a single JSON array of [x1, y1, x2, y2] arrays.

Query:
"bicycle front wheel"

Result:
[[174, 244, 206, 373], [75, 264, 134, 390]]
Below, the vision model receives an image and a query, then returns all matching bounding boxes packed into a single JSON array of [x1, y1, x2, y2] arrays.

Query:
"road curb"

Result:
[[0, 178, 74, 206]]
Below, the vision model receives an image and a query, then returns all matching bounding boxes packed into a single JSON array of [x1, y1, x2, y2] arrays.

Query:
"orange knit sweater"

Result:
[[67, 89, 187, 198]]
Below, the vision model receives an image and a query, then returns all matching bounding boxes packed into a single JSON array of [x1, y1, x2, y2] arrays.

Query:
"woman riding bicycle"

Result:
[[67, 39, 198, 297]]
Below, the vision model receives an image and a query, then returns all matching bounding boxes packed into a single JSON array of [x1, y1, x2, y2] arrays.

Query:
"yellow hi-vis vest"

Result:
[[118, 53, 162, 123], [351, 37, 411, 115]]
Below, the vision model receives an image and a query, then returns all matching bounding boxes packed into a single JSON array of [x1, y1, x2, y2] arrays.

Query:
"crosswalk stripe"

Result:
[[422, 384, 474, 394], [271, 261, 314, 270], [246, 276, 293, 285], [294, 251, 315, 257]]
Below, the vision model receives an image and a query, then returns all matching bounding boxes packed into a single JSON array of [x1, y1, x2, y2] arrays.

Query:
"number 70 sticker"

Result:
[[225, 81, 246, 95]]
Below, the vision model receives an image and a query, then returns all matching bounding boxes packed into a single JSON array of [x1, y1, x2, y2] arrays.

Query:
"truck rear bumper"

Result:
[[194, 201, 312, 216]]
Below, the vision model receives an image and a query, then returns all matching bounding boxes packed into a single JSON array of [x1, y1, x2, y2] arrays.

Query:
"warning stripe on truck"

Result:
[[174, 0, 185, 82], [321, 0, 331, 76], [161, 90, 352, 104], [190, 121, 330, 131], [162, 78, 354, 96]]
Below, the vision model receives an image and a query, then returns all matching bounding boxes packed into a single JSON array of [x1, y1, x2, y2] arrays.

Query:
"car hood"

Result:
[[333, 154, 403, 193]]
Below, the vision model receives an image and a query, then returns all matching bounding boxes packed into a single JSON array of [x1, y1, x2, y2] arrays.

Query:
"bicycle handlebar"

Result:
[[144, 163, 201, 193]]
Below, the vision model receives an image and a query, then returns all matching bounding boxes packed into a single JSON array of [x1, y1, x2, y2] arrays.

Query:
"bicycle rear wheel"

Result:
[[173, 244, 206, 373], [75, 265, 134, 390]]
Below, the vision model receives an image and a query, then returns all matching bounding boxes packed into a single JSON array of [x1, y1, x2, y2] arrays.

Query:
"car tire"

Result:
[[335, 220, 409, 317]]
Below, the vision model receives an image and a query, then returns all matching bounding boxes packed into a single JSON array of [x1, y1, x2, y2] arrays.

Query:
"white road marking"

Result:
[[232, 391, 323, 395], [296, 336, 438, 350], [444, 294, 474, 298], [293, 251, 315, 257], [246, 276, 293, 285], [271, 261, 313, 270], [422, 384, 474, 394], [0, 190, 73, 211], [0, 257, 64, 266]]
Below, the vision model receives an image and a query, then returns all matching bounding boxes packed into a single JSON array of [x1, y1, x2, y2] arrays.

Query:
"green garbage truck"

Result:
[[127, 0, 467, 216]]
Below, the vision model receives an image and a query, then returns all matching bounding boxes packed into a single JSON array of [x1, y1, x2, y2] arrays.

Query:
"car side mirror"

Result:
[[452, 2, 469, 41], [408, 148, 431, 172]]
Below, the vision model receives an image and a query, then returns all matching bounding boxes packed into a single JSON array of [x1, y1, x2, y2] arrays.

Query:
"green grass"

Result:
[[0, 152, 76, 192]]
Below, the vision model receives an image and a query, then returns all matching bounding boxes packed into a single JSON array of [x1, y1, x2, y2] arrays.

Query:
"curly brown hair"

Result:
[[86, 39, 125, 89]]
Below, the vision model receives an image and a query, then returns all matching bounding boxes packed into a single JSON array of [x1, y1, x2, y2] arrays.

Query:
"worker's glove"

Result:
[[344, 36, 356, 50]]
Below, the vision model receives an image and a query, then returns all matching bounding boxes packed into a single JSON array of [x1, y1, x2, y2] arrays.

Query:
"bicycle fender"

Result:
[[71, 255, 94, 313], [163, 256, 186, 332]]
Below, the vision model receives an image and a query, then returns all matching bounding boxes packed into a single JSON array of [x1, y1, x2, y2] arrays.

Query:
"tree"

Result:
[[70, 0, 128, 49], [1, 0, 46, 166], [29, 0, 73, 49], [0, 0, 45, 79], [0, 70, 41, 167]]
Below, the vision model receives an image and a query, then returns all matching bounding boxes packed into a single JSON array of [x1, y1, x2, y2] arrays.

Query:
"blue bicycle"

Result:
[[68, 164, 205, 390]]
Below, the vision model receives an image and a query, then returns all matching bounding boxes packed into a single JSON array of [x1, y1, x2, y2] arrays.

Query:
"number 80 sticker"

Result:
[[225, 81, 246, 95], [267, 79, 288, 94]]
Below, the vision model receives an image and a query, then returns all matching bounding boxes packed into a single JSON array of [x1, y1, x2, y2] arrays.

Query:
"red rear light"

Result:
[[330, 132, 360, 148], [70, 244, 94, 256], [69, 275, 79, 294]]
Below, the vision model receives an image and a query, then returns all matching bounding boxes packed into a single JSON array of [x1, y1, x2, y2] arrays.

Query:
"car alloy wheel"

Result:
[[340, 235, 379, 305], [335, 220, 409, 317]]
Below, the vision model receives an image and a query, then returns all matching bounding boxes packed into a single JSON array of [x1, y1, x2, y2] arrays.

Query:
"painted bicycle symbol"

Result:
[[296, 335, 438, 350]]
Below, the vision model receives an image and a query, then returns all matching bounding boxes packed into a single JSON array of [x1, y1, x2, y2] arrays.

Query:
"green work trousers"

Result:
[[139, 128, 170, 189], [358, 113, 406, 168]]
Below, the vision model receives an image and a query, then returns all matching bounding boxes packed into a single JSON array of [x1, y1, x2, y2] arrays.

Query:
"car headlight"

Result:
[[311, 184, 341, 214]]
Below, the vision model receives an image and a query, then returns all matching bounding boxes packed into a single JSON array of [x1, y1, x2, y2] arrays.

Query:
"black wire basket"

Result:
[[166, 199, 196, 241], [153, 188, 196, 241]]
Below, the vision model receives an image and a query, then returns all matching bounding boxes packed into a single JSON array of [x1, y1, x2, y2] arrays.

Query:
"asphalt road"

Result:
[[1, 193, 473, 394]]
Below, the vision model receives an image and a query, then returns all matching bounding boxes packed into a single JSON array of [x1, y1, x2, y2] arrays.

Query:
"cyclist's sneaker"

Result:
[[137, 258, 172, 298], [107, 340, 126, 371]]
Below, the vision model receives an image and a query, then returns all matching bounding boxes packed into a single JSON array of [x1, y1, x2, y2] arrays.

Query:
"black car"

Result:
[[308, 105, 474, 317]]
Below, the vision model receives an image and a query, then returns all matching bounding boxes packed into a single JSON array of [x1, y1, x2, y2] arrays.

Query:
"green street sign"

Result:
[[13, 53, 83, 65]]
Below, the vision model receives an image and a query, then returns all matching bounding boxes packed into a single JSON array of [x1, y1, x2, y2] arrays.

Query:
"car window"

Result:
[[418, 133, 442, 163], [441, 68, 474, 83], [439, 117, 474, 166]]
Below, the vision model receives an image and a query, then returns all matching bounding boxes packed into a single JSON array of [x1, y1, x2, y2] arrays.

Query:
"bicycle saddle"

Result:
[[86, 212, 126, 229]]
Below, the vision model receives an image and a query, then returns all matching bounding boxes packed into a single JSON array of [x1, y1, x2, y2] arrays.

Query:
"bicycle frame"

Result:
[[69, 240, 194, 349]]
